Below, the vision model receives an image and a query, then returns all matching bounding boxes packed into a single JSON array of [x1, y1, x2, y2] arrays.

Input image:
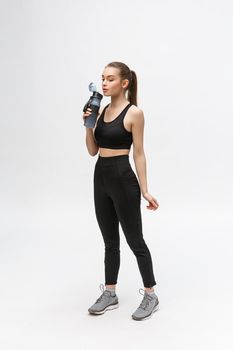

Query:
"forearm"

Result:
[[85, 128, 99, 156], [133, 152, 148, 195]]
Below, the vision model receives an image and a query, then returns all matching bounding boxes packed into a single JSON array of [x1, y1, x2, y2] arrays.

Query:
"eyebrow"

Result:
[[101, 74, 115, 78]]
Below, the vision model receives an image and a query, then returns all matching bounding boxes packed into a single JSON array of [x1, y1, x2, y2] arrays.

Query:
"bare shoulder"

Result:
[[128, 105, 144, 125]]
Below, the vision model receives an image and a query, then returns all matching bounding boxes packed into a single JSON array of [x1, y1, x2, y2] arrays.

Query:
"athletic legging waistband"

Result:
[[97, 154, 129, 165]]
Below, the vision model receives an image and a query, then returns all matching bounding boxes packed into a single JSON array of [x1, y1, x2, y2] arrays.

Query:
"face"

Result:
[[101, 66, 129, 97]]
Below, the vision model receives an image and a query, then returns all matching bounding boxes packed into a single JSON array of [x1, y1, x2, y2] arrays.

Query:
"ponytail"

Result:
[[127, 69, 137, 106]]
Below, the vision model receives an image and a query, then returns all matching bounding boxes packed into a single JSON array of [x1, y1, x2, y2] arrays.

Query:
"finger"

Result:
[[152, 199, 159, 207], [151, 197, 158, 203], [150, 199, 157, 207], [150, 202, 157, 210]]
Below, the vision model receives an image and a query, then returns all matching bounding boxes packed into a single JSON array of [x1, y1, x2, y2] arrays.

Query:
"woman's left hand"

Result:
[[142, 192, 159, 211]]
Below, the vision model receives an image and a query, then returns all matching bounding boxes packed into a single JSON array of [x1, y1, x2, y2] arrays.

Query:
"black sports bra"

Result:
[[94, 103, 133, 149]]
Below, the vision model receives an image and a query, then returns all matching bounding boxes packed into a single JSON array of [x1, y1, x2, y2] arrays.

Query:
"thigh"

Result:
[[94, 165, 119, 243], [111, 161, 143, 244], [113, 159, 141, 205]]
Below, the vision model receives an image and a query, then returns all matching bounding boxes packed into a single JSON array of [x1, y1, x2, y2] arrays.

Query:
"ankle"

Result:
[[105, 284, 116, 290], [105, 285, 116, 296]]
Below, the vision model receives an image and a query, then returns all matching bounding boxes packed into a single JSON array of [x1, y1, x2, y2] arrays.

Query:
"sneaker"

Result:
[[131, 288, 159, 321], [88, 283, 119, 315]]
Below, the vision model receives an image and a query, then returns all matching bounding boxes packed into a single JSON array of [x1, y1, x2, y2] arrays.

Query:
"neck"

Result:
[[109, 94, 129, 109]]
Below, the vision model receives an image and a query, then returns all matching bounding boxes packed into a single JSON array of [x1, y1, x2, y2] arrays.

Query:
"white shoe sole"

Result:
[[132, 303, 159, 321], [88, 302, 119, 315]]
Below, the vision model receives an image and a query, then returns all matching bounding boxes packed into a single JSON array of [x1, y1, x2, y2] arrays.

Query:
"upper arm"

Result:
[[131, 108, 145, 157]]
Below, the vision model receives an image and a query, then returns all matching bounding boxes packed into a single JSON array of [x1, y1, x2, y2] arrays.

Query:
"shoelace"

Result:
[[95, 283, 112, 303], [138, 288, 155, 310]]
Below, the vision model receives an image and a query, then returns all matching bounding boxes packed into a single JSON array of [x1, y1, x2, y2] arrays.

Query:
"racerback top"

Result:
[[94, 103, 133, 149]]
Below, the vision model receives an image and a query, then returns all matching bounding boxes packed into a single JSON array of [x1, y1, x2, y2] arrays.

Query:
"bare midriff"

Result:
[[98, 148, 130, 157]]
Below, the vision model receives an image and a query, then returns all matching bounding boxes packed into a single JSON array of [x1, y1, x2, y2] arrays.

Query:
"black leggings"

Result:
[[93, 154, 157, 288]]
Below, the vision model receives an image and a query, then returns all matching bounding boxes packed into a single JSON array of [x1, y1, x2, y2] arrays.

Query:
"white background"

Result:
[[1, 0, 233, 349]]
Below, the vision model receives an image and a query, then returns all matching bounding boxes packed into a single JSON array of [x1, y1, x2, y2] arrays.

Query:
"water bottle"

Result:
[[83, 82, 103, 128]]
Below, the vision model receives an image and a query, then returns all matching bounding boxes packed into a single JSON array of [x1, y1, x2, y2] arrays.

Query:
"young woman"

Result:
[[83, 61, 160, 321]]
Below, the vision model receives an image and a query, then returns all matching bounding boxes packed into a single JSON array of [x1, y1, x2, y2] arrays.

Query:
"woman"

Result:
[[83, 61, 159, 321]]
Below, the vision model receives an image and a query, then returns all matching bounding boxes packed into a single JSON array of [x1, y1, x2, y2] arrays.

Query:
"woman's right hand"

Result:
[[82, 107, 92, 122]]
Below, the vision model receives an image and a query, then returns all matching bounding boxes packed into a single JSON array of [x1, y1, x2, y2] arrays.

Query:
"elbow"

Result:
[[90, 152, 98, 157], [86, 141, 99, 157], [88, 151, 97, 157], [133, 150, 145, 159], [89, 147, 99, 157]]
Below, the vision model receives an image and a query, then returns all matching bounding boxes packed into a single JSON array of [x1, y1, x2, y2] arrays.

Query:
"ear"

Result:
[[122, 79, 130, 89]]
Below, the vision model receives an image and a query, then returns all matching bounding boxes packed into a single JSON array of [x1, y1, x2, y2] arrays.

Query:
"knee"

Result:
[[127, 238, 148, 256], [105, 241, 120, 252]]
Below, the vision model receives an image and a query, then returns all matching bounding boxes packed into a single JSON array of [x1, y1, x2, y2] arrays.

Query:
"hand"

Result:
[[142, 192, 159, 211], [82, 107, 92, 122]]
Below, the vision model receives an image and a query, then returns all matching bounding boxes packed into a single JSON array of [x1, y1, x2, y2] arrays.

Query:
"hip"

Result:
[[94, 154, 139, 184]]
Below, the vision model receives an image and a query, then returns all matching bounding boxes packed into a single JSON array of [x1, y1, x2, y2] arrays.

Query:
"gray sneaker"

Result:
[[132, 288, 159, 321], [88, 283, 119, 315]]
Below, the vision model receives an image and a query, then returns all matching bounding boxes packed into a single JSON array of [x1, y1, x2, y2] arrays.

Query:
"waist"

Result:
[[96, 154, 129, 166], [98, 147, 130, 158]]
